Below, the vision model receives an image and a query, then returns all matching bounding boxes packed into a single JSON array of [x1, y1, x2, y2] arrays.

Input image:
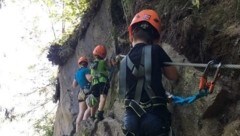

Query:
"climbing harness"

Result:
[[199, 60, 222, 94], [120, 45, 167, 117]]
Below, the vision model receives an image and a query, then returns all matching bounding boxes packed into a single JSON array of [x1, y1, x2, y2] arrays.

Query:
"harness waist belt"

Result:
[[124, 99, 146, 117], [124, 98, 167, 117], [139, 97, 167, 108]]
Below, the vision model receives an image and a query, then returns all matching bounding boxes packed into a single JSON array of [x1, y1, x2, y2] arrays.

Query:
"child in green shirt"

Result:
[[87, 45, 109, 121]]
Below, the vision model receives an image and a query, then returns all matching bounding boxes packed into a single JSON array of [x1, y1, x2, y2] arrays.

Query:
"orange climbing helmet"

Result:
[[93, 45, 107, 59], [78, 56, 88, 65], [128, 9, 161, 42]]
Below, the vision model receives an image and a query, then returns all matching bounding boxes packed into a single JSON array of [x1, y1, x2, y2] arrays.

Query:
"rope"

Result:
[[119, 55, 240, 69]]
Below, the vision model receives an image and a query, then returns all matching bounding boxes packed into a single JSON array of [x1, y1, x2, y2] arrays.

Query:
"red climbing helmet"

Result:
[[78, 56, 88, 65], [128, 9, 161, 42], [93, 45, 107, 59]]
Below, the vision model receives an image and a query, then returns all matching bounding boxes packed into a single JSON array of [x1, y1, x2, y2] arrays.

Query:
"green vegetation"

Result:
[[34, 0, 90, 43], [33, 115, 54, 136], [191, 0, 200, 9]]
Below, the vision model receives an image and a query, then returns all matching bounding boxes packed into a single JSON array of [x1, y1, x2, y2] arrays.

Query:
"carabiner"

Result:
[[208, 62, 222, 93], [199, 60, 222, 94], [199, 60, 215, 90]]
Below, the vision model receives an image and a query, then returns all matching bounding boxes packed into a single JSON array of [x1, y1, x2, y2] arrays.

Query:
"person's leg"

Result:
[[98, 94, 107, 111], [90, 104, 98, 120], [140, 112, 170, 136], [122, 108, 140, 136], [76, 101, 87, 132], [96, 83, 109, 121], [96, 94, 107, 120], [83, 106, 91, 120], [89, 84, 100, 120]]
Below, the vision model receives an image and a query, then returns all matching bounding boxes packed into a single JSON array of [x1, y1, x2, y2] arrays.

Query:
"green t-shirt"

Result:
[[90, 59, 109, 85]]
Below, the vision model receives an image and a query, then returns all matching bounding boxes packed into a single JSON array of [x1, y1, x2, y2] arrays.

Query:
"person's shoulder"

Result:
[[83, 67, 90, 71], [151, 44, 164, 52], [82, 67, 87, 69], [75, 68, 81, 75], [151, 44, 162, 48], [77, 68, 82, 72], [99, 59, 107, 65]]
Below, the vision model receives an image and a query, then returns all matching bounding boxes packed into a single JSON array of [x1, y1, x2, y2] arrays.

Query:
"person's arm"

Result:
[[162, 66, 178, 81], [157, 46, 179, 81], [85, 68, 92, 82], [86, 74, 92, 82], [72, 79, 78, 88]]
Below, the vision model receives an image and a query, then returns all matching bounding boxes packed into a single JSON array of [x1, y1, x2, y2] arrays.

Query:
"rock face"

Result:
[[52, 0, 240, 136]]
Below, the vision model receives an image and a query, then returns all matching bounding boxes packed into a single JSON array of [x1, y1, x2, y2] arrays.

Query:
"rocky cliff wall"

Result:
[[52, 0, 240, 136]]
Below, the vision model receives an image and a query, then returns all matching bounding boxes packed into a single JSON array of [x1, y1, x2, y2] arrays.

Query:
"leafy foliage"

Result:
[[61, 0, 89, 23], [47, 43, 65, 65], [35, 0, 90, 42], [33, 116, 54, 136], [46, 0, 103, 66], [36, 0, 91, 66], [192, 0, 200, 9]]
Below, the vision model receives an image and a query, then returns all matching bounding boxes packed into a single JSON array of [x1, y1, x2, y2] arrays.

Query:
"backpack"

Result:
[[90, 59, 108, 85]]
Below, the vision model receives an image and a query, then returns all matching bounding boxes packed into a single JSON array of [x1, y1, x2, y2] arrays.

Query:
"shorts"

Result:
[[78, 89, 88, 102], [91, 82, 109, 97]]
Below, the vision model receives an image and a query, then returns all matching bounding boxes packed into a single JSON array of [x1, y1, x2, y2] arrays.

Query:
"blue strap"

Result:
[[172, 90, 208, 105]]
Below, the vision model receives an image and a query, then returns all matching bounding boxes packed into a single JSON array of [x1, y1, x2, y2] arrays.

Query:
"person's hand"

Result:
[[109, 57, 117, 66], [110, 55, 122, 66]]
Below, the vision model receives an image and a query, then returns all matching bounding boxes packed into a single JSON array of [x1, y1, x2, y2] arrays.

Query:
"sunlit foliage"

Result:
[[35, 0, 90, 40]]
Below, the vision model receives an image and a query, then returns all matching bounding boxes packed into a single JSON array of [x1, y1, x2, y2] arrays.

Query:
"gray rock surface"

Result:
[[53, 0, 240, 136]]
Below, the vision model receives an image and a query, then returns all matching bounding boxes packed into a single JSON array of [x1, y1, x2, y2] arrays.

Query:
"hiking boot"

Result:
[[96, 110, 104, 121], [90, 116, 95, 121]]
